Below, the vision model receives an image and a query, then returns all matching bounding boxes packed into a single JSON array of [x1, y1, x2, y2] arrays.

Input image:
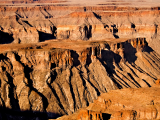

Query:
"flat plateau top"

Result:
[[0, 0, 160, 8], [0, 38, 129, 53]]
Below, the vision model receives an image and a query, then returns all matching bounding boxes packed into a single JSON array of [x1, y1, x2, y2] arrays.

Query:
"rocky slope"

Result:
[[56, 81, 160, 120], [1, 1, 160, 120], [0, 38, 160, 119]]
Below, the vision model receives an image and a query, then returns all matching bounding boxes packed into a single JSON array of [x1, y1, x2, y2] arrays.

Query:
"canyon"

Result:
[[1, 0, 160, 120]]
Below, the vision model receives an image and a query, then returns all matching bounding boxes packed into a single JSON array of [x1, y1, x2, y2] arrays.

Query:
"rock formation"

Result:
[[0, 0, 160, 120], [56, 83, 160, 120], [0, 38, 159, 119]]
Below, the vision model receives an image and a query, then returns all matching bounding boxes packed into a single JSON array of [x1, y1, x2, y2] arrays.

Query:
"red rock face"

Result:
[[77, 109, 103, 120], [0, 1, 160, 120], [0, 38, 159, 120], [0, 5, 160, 43], [58, 85, 160, 120]]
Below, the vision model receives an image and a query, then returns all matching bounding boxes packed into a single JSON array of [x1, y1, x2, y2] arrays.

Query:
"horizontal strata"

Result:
[[1, 0, 160, 7], [0, 37, 160, 119], [1, 1, 160, 120], [0, 5, 160, 55], [0, 5, 160, 12], [0, 0, 67, 4], [57, 86, 160, 120]]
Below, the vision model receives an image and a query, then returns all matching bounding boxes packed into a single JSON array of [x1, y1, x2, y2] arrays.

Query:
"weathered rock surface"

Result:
[[0, 38, 159, 119], [57, 83, 160, 120], [1, 4, 160, 46], [1, 0, 160, 120]]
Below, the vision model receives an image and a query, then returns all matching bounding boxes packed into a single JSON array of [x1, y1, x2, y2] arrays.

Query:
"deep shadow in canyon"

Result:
[[0, 37, 158, 119], [0, 106, 60, 120], [0, 31, 14, 44], [15, 53, 49, 111], [38, 31, 56, 42]]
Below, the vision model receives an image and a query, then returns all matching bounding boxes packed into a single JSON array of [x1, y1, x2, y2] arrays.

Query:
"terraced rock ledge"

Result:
[[1, 0, 160, 120]]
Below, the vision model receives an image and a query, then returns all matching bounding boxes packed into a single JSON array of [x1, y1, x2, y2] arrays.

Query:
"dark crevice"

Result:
[[86, 48, 92, 66], [131, 63, 157, 80], [0, 107, 59, 120], [113, 34, 119, 39], [69, 68, 76, 112], [71, 50, 80, 67], [84, 66, 101, 96], [51, 26, 57, 38], [124, 63, 139, 78], [38, 26, 57, 42], [16, 15, 23, 25], [131, 23, 136, 28], [0, 31, 14, 44], [38, 31, 56, 42], [22, 20, 33, 27], [128, 73, 142, 87], [104, 24, 109, 29], [2, 66, 6, 71], [154, 24, 158, 34], [143, 45, 153, 53], [84, 25, 92, 39], [142, 79, 151, 87], [15, 12, 23, 18], [46, 70, 67, 115], [51, 63, 56, 69], [14, 53, 49, 113], [44, 8, 53, 18], [0, 96, 8, 120], [124, 42, 137, 64], [114, 72, 131, 88], [111, 24, 119, 39], [93, 12, 101, 20], [84, 7, 86, 12], [6, 72, 20, 111], [39, 9, 48, 18], [102, 113, 111, 120], [97, 60, 123, 89]]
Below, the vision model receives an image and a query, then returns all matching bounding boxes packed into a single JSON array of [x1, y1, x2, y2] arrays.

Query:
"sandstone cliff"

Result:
[[1, 5, 160, 54], [1, 1, 160, 120], [0, 38, 159, 119], [57, 82, 160, 120]]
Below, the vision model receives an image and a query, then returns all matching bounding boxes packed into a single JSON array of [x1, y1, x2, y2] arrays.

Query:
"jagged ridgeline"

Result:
[[1, 2, 160, 120]]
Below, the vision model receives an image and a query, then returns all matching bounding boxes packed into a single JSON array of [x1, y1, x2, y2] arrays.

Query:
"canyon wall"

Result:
[[0, 38, 160, 119], [0, 6, 160, 54], [58, 84, 160, 120], [1, 2, 160, 120]]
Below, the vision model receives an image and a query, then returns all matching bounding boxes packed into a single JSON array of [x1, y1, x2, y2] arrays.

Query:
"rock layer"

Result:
[[1, 1, 160, 120], [1, 5, 160, 54], [0, 38, 159, 119], [57, 84, 160, 120]]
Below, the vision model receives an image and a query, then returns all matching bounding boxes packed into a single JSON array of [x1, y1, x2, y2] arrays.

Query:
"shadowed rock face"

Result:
[[1, 1, 160, 120], [0, 38, 159, 119], [59, 86, 160, 120], [1, 5, 160, 53]]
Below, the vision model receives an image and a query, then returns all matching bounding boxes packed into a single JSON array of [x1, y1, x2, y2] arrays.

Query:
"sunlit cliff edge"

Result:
[[1, 0, 160, 120]]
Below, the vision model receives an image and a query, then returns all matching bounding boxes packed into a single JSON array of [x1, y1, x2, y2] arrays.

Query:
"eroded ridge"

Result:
[[1, 1, 160, 120], [0, 5, 160, 45], [0, 38, 159, 119], [59, 84, 160, 120]]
